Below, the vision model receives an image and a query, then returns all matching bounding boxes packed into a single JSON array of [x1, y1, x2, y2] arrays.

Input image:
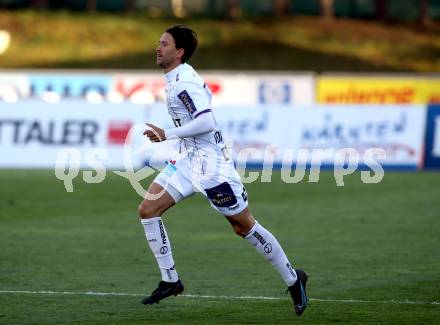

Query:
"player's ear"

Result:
[[176, 48, 185, 61]]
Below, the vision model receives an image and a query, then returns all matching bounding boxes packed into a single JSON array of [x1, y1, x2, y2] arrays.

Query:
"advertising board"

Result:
[[0, 71, 315, 105], [318, 76, 440, 105], [0, 100, 145, 168], [145, 104, 427, 170], [423, 105, 440, 169]]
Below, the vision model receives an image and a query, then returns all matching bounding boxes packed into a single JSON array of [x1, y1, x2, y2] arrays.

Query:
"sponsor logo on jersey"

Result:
[[178, 90, 197, 115], [214, 130, 223, 144]]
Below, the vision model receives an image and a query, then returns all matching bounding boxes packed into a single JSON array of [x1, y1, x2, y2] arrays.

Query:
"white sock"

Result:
[[141, 217, 179, 283], [245, 221, 297, 286]]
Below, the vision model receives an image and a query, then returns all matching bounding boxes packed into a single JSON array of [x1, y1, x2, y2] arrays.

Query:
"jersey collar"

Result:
[[165, 63, 184, 84]]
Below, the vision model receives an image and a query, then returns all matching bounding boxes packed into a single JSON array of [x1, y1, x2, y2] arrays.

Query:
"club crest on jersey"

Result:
[[178, 90, 197, 115]]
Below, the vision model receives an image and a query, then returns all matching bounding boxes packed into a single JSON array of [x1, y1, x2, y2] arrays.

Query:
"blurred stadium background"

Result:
[[1, 1, 440, 324]]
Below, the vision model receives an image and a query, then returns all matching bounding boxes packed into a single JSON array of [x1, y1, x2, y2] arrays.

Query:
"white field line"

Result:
[[0, 289, 439, 306]]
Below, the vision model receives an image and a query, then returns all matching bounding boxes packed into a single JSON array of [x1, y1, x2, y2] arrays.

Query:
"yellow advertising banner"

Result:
[[318, 77, 440, 104]]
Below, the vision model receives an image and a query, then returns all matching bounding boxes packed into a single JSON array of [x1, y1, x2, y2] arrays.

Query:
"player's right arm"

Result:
[[143, 113, 215, 142], [164, 112, 215, 139]]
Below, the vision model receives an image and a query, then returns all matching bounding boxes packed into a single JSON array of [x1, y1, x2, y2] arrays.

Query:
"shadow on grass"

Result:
[[29, 40, 404, 72]]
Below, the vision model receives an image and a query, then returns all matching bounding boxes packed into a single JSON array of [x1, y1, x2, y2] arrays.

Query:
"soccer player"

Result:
[[138, 25, 309, 316]]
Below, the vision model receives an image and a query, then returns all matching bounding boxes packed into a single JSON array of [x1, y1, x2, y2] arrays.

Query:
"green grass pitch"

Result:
[[1, 169, 439, 324]]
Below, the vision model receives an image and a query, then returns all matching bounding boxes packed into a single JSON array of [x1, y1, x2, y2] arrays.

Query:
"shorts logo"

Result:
[[264, 243, 272, 254], [228, 202, 240, 210], [205, 182, 238, 208], [160, 246, 168, 254], [178, 90, 197, 115], [241, 187, 248, 202], [162, 162, 177, 177]]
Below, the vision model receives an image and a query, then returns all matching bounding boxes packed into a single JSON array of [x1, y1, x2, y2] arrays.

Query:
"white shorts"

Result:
[[154, 154, 248, 216]]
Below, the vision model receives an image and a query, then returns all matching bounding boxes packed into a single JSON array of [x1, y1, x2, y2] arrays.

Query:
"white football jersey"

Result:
[[164, 63, 226, 157], [155, 64, 248, 215]]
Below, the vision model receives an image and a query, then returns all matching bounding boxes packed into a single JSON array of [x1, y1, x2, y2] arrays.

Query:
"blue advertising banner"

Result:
[[423, 105, 440, 169], [29, 74, 111, 98]]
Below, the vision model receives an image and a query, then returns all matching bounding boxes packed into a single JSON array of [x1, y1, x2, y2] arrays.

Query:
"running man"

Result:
[[138, 25, 308, 316]]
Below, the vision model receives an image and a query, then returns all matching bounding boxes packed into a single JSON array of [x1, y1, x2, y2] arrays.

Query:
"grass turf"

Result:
[[0, 170, 439, 324]]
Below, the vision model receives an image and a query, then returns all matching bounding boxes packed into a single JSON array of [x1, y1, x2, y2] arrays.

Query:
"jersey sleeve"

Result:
[[174, 81, 211, 119], [165, 111, 216, 139]]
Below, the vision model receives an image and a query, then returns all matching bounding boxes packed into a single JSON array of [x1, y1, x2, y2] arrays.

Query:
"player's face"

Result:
[[156, 32, 182, 72]]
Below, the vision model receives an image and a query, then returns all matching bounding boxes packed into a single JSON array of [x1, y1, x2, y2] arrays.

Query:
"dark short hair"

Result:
[[166, 25, 198, 63]]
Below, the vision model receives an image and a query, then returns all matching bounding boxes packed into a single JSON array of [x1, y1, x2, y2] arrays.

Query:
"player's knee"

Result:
[[228, 211, 255, 237], [138, 200, 160, 219], [231, 223, 248, 237]]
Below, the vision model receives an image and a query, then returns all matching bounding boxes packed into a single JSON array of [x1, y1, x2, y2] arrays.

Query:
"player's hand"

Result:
[[143, 123, 166, 142]]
